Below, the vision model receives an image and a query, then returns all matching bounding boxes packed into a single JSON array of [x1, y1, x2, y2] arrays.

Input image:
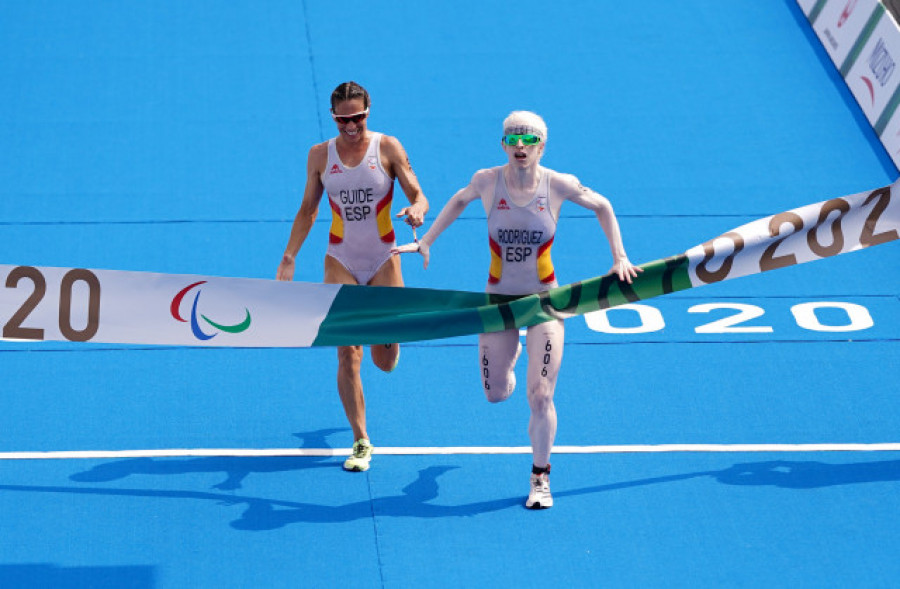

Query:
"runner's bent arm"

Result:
[[277, 143, 327, 281], [382, 135, 429, 228], [554, 173, 642, 283]]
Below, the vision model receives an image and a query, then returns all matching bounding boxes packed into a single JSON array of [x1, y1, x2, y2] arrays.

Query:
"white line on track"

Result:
[[3, 443, 900, 460]]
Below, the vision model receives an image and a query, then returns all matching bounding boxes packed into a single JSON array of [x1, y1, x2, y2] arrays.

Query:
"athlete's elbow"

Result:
[[593, 201, 615, 222], [298, 203, 319, 221]]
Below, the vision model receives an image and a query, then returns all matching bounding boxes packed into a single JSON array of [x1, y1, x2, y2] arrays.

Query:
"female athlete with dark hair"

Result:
[[278, 81, 429, 472]]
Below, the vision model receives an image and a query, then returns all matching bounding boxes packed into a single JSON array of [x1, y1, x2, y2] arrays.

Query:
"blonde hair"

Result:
[[502, 111, 548, 142]]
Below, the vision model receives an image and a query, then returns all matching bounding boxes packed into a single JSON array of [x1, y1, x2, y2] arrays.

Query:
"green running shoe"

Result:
[[343, 439, 373, 472]]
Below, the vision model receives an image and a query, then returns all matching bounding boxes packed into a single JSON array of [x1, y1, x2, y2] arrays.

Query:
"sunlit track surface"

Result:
[[1, 1, 898, 587]]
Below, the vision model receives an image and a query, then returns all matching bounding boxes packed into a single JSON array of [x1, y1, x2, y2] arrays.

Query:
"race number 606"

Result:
[[3, 266, 101, 342]]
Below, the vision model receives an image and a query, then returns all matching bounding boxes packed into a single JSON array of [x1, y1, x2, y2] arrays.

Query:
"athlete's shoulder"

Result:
[[307, 141, 329, 169], [308, 140, 329, 158], [471, 166, 502, 183], [464, 166, 498, 193], [378, 133, 405, 155], [546, 168, 580, 188], [548, 169, 592, 200]]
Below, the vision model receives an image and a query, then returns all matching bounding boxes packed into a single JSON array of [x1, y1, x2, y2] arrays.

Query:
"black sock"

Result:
[[532, 464, 551, 476]]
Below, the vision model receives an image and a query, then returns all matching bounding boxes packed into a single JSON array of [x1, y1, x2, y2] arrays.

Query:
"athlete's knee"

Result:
[[484, 385, 513, 404], [479, 337, 520, 404], [483, 372, 515, 403], [337, 346, 363, 372], [371, 343, 400, 373], [480, 354, 515, 402], [527, 381, 555, 414]]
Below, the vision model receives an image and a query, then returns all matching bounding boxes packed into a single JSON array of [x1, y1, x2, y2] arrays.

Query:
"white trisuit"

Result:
[[399, 109, 639, 505], [322, 131, 396, 284], [479, 167, 564, 468]]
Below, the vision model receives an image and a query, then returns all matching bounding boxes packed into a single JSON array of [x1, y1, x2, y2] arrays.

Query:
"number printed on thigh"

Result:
[[541, 339, 552, 377]]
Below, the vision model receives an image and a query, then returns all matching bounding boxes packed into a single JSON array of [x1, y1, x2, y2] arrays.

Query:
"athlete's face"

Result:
[[502, 133, 544, 169], [332, 98, 368, 142]]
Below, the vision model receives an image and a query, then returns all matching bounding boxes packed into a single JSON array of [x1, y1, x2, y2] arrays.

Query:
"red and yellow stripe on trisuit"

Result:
[[537, 236, 555, 283], [487, 236, 503, 284], [376, 185, 395, 243], [328, 198, 344, 244]]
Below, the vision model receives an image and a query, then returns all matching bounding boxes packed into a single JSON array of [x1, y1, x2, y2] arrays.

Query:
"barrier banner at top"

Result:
[[799, 0, 900, 168], [2, 180, 899, 348]]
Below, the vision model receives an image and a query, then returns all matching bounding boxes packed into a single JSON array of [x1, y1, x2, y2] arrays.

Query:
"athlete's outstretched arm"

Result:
[[393, 170, 488, 268], [555, 174, 642, 283], [277, 144, 326, 281]]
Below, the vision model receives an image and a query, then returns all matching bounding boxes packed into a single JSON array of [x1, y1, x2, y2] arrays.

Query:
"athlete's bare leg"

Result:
[[367, 254, 402, 372], [478, 328, 521, 403], [477, 320, 563, 466], [324, 255, 368, 442], [524, 320, 564, 467]]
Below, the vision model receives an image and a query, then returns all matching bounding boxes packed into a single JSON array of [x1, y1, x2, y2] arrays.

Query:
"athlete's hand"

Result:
[[276, 255, 295, 281], [609, 258, 642, 284], [397, 201, 427, 228], [392, 240, 430, 269]]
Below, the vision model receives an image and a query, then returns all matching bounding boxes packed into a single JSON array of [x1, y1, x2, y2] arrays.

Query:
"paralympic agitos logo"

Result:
[[170, 281, 251, 341]]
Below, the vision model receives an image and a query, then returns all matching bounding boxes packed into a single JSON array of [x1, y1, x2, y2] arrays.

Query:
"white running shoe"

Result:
[[343, 439, 373, 472], [526, 472, 553, 509]]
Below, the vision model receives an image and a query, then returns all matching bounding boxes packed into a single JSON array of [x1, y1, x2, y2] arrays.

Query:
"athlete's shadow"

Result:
[[710, 459, 900, 488], [0, 464, 523, 530], [554, 458, 900, 501], [4, 457, 899, 531], [231, 458, 900, 529], [230, 465, 522, 530], [68, 428, 347, 491]]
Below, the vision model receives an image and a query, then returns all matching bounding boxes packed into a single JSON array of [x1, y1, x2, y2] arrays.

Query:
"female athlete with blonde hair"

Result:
[[395, 110, 639, 508]]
